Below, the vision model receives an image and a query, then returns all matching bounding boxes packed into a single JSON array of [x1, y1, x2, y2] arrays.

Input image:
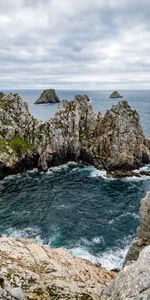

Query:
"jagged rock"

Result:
[[34, 89, 60, 104], [109, 91, 123, 98], [100, 245, 150, 300], [0, 93, 150, 179], [124, 192, 150, 266], [74, 94, 90, 102], [0, 237, 115, 299]]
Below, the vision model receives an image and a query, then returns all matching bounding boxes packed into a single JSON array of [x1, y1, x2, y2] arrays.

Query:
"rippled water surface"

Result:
[[1, 90, 150, 269], [0, 163, 150, 269]]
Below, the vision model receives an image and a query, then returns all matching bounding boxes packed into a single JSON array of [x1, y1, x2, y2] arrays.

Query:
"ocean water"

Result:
[[3, 89, 150, 136], [0, 90, 150, 269]]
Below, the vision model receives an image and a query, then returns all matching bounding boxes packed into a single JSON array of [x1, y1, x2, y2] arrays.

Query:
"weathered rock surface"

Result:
[[34, 89, 60, 104], [0, 237, 115, 300], [109, 91, 123, 98], [100, 245, 150, 300], [124, 192, 150, 266], [0, 93, 150, 179]]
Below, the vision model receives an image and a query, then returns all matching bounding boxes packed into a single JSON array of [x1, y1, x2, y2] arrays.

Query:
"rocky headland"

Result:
[[0, 92, 150, 179], [109, 91, 123, 99], [34, 89, 60, 104]]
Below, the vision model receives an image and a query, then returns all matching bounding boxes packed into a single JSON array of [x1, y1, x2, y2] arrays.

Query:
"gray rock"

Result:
[[124, 192, 150, 266], [100, 245, 150, 300], [109, 91, 123, 98], [34, 89, 60, 104], [0, 93, 150, 179]]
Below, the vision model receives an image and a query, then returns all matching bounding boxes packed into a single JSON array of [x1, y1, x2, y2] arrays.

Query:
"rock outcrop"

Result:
[[109, 91, 123, 99], [34, 89, 60, 104], [100, 192, 150, 299], [0, 93, 150, 179], [0, 237, 115, 300], [100, 245, 150, 300], [124, 192, 150, 266]]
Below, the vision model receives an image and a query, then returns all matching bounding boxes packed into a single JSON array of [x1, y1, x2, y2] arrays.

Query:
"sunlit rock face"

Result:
[[0, 93, 150, 178], [0, 237, 115, 300]]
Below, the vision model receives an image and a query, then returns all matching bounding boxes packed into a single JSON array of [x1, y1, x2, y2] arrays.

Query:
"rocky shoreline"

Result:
[[0, 193, 150, 299], [0, 92, 150, 180]]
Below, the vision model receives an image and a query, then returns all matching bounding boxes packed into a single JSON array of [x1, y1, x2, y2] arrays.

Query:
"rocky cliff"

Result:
[[1, 193, 150, 299], [0, 92, 150, 179], [124, 192, 150, 266], [100, 191, 150, 300], [0, 237, 115, 300]]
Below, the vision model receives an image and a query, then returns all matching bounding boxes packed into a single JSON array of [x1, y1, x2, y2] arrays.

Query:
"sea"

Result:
[[0, 89, 150, 270]]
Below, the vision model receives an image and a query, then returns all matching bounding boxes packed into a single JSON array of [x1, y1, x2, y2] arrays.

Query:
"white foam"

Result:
[[3, 227, 43, 245], [47, 161, 78, 174], [69, 247, 98, 264], [89, 168, 107, 179], [98, 245, 129, 270]]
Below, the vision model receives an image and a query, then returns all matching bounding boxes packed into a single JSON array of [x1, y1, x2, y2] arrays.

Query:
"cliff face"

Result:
[[0, 93, 150, 179], [100, 192, 150, 300], [100, 245, 150, 300], [0, 237, 115, 300], [124, 192, 150, 265]]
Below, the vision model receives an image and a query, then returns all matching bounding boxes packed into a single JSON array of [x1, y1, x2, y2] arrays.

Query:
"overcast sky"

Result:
[[1, 0, 150, 90]]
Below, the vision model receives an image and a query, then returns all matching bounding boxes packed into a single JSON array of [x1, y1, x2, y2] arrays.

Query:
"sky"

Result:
[[1, 0, 150, 90]]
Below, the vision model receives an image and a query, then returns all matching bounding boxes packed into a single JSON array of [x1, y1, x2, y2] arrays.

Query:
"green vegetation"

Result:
[[79, 125, 90, 141], [0, 98, 10, 110], [0, 136, 33, 154], [109, 91, 123, 99]]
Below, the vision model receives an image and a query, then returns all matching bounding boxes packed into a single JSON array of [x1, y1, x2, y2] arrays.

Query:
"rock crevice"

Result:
[[0, 93, 150, 179]]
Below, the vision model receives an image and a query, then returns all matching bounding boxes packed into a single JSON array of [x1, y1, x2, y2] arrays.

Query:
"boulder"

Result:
[[109, 91, 123, 98], [34, 89, 60, 104]]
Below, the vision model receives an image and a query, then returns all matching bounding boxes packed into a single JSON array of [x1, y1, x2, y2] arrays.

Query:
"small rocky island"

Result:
[[109, 91, 123, 99], [34, 89, 60, 104]]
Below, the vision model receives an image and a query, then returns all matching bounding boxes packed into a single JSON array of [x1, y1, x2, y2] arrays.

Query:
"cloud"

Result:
[[0, 0, 150, 89]]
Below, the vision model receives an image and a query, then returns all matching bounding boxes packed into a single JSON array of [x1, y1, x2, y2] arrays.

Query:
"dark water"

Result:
[[1, 90, 150, 269], [0, 164, 150, 269], [3, 89, 150, 136]]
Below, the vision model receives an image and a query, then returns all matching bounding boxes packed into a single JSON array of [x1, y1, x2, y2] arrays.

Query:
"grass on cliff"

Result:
[[0, 136, 33, 154]]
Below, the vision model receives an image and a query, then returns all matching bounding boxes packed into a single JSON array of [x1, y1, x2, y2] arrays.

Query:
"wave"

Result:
[[69, 243, 129, 270], [47, 161, 78, 174], [108, 212, 140, 224], [3, 226, 43, 245], [90, 168, 107, 179]]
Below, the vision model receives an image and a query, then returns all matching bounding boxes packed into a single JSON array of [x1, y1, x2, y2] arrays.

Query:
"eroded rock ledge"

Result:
[[0, 237, 115, 300], [0, 92, 150, 179]]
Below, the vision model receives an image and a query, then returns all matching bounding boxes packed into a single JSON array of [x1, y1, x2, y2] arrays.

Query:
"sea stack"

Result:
[[109, 91, 123, 99], [34, 89, 60, 104]]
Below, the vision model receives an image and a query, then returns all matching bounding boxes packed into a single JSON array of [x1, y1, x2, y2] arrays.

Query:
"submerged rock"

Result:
[[0, 93, 150, 179], [109, 91, 123, 99], [0, 237, 115, 299], [34, 89, 60, 104]]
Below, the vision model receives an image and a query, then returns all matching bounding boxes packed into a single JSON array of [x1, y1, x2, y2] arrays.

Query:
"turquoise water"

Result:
[[0, 164, 150, 269], [0, 90, 150, 269]]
